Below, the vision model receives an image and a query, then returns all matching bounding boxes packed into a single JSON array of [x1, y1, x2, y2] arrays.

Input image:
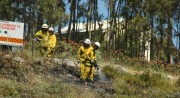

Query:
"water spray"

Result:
[[95, 65, 108, 81]]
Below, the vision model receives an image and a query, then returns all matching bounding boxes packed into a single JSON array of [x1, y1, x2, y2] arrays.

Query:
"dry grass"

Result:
[[102, 65, 180, 97], [0, 42, 179, 97], [0, 47, 102, 97]]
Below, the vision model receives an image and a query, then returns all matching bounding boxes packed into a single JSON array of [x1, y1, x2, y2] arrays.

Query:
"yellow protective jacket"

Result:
[[35, 30, 49, 47], [91, 47, 96, 61], [78, 45, 93, 66], [48, 34, 57, 48]]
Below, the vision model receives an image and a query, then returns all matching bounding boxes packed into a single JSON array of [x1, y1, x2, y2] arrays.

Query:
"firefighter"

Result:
[[92, 42, 101, 60], [35, 23, 49, 57], [78, 39, 94, 82], [89, 42, 101, 82], [47, 27, 57, 58]]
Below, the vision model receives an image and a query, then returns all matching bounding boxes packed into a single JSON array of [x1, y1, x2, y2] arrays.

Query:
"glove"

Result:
[[94, 59, 97, 63], [94, 63, 99, 70]]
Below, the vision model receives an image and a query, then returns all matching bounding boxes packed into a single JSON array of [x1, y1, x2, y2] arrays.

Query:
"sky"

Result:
[[98, 0, 108, 18], [65, 0, 108, 19]]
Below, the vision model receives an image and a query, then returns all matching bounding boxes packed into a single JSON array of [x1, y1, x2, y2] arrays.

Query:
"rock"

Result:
[[167, 75, 173, 79], [53, 58, 63, 65], [62, 59, 77, 67], [95, 88, 105, 93], [61, 59, 80, 77], [3, 54, 13, 59]]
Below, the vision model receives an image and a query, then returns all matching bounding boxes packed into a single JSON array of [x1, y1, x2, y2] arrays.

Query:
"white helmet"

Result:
[[84, 39, 91, 44], [94, 42, 101, 48], [42, 24, 48, 29], [48, 27, 54, 32]]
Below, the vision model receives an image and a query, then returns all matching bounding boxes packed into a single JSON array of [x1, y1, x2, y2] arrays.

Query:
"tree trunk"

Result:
[[67, 0, 74, 41], [150, 17, 155, 60], [167, 17, 173, 64], [159, 18, 163, 60], [58, 25, 62, 40], [72, 0, 76, 39], [109, 0, 116, 50]]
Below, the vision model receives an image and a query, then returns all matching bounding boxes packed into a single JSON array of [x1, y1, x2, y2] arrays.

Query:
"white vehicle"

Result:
[[0, 20, 24, 46]]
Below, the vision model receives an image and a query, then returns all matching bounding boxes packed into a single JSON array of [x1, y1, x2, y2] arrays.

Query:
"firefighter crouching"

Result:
[[78, 39, 94, 82], [35, 24, 49, 57], [47, 27, 57, 58]]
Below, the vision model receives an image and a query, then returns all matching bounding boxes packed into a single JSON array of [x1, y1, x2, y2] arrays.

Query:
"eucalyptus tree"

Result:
[[118, 0, 147, 57], [143, 0, 178, 64], [33, 0, 68, 41], [0, 0, 15, 20], [36, 0, 67, 26], [172, 0, 180, 63], [144, 0, 160, 60], [57, 0, 66, 38], [67, 0, 76, 41]]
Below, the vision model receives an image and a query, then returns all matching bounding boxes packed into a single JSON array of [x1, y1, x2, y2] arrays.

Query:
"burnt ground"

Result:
[[49, 64, 115, 97]]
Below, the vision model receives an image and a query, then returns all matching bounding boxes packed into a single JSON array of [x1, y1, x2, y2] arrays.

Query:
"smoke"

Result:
[[97, 68, 108, 81]]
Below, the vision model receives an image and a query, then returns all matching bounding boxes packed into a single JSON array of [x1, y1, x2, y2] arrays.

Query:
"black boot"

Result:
[[89, 79, 94, 84], [80, 78, 85, 84]]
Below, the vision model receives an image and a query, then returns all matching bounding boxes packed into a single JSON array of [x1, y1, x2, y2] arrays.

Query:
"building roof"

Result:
[[61, 18, 124, 34]]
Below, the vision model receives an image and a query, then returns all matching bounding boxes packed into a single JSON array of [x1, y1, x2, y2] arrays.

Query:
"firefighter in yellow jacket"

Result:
[[47, 27, 57, 58], [35, 24, 49, 57], [78, 39, 94, 82], [90, 42, 101, 81]]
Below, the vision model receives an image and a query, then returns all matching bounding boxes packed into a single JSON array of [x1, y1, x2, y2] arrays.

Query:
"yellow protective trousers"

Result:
[[80, 63, 85, 79], [81, 64, 95, 81], [47, 47, 54, 58]]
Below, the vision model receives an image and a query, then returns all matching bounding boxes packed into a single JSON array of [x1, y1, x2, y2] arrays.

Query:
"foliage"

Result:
[[102, 65, 120, 79], [36, 0, 69, 25], [176, 77, 180, 87], [0, 0, 14, 20], [101, 50, 179, 97], [55, 39, 80, 58]]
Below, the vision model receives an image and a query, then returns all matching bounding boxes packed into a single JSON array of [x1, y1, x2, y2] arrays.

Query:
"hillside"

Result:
[[0, 46, 179, 98]]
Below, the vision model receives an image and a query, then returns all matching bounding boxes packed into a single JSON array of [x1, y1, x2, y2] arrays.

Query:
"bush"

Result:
[[112, 69, 177, 97], [0, 87, 19, 97], [102, 65, 120, 79], [176, 77, 180, 87]]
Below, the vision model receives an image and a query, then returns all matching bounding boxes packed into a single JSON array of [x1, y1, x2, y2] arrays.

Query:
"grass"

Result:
[[0, 68, 99, 98], [102, 65, 180, 97], [0, 45, 101, 97], [0, 41, 179, 97]]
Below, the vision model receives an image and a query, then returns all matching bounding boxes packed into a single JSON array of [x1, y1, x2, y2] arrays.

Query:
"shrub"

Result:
[[0, 87, 19, 97], [176, 77, 180, 87], [102, 65, 120, 79], [112, 69, 176, 97]]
